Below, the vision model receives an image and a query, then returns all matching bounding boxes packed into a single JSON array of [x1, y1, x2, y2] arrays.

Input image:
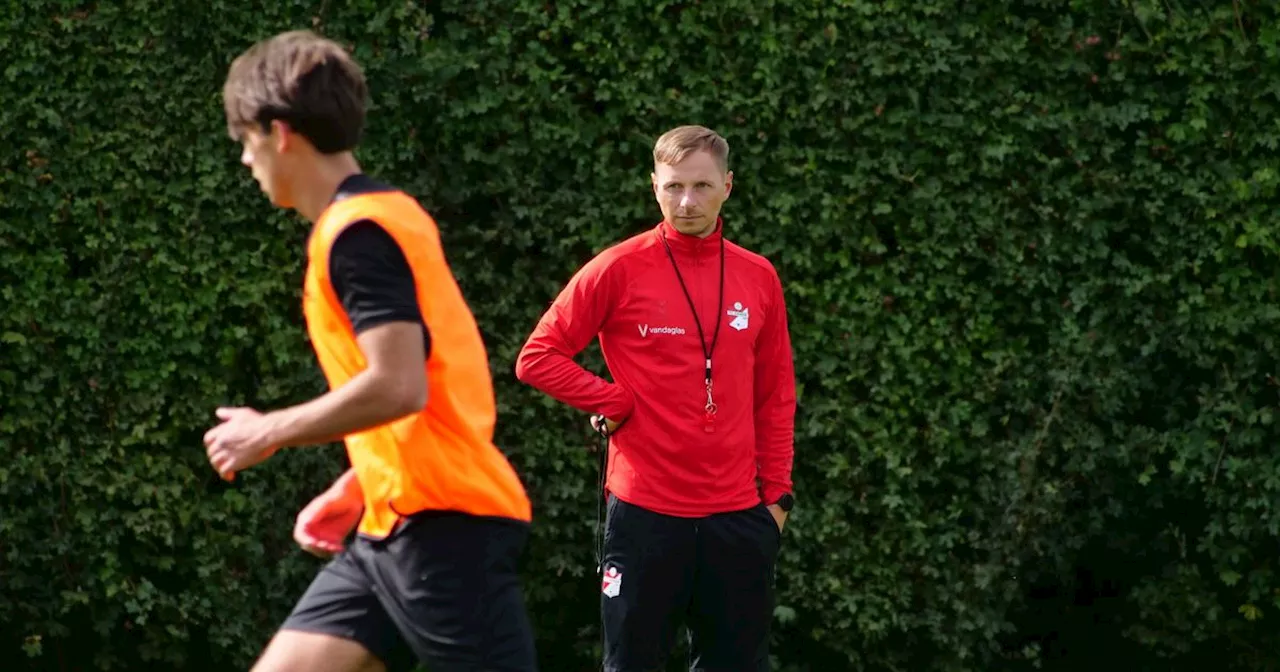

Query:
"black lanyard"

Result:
[[659, 227, 725, 432]]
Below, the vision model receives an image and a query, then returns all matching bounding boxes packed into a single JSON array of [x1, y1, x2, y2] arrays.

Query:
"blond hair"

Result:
[[653, 125, 729, 172]]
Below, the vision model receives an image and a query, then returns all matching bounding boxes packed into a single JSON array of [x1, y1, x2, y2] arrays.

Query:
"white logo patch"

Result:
[[602, 566, 622, 598], [727, 302, 750, 331]]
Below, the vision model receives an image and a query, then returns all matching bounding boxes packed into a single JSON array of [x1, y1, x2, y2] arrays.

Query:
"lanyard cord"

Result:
[[594, 423, 608, 574], [659, 227, 726, 414]]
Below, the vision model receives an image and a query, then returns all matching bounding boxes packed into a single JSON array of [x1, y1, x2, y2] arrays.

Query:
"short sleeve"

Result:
[[328, 220, 430, 353]]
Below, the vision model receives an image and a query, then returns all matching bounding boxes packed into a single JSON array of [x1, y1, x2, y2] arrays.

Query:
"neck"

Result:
[[293, 152, 363, 223], [666, 218, 720, 240], [689, 224, 716, 239]]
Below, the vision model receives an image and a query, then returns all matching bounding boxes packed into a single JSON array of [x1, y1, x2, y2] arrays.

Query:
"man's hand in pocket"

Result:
[[590, 414, 623, 437]]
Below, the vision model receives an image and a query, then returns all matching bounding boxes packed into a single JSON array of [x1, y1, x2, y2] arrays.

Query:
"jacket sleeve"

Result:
[[514, 254, 636, 421], [755, 269, 796, 505]]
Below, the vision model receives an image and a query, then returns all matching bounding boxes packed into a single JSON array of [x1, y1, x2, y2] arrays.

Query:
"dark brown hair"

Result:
[[222, 30, 367, 154], [653, 125, 730, 172]]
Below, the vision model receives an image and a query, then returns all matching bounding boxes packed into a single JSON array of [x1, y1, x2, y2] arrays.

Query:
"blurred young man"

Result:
[[204, 30, 537, 672], [515, 125, 797, 671]]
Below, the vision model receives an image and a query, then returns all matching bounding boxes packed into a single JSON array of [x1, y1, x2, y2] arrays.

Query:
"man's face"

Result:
[[652, 150, 732, 238], [238, 121, 296, 208]]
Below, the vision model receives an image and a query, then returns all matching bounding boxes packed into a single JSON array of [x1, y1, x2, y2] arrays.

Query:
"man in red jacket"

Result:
[[515, 125, 796, 671]]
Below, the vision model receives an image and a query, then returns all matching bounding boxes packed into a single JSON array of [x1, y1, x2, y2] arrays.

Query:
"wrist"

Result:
[[764, 489, 794, 512], [331, 470, 363, 501], [259, 410, 294, 453]]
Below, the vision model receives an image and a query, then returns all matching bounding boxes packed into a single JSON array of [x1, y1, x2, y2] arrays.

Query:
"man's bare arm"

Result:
[[262, 321, 427, 448]]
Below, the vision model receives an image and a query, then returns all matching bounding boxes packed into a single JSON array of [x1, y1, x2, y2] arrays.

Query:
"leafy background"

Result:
[[2, 0, 1278, 670]]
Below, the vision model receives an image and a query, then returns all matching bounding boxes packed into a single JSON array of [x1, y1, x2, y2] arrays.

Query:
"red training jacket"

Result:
[[515, 220, 796, 517]]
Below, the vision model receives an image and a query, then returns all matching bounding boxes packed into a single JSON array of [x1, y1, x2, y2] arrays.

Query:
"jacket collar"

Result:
[[656, 217, 724, 256]]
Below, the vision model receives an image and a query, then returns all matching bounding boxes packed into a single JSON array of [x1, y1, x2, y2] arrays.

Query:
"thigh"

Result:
[[358, 512, 539, 672], [601, 494, 697, 672], [262, 553, 416, 672], [252, 630, 387, 672], [687, 503, 780, 672]]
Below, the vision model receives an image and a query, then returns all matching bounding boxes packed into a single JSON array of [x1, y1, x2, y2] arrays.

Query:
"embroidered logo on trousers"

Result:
[[602, 565, 622, 598]]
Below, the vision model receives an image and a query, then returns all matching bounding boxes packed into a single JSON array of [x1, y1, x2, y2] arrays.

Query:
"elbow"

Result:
[[401, 384, 428, 416], [384, 373, 428, 419], [514, 348, 538, 385]]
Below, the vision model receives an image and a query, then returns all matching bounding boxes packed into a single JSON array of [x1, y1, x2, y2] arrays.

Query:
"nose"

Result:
[[679, 191, 694, 209], [240, 145, 253, 167]]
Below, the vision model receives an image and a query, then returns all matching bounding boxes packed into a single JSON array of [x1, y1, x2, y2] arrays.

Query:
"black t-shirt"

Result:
[[328, 174, 431, 355]]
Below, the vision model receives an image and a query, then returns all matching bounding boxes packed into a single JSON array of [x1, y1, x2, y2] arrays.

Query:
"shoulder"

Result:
[[333, 218, 394, 245], [570, 226, 662, 285], [330, 219, 403, 264], [726, 239, 781, 283], [327, 219, 414, 294], [314, 176, 429, 248]]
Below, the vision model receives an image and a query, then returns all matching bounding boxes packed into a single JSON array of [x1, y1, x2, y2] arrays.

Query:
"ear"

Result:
[[269, 119, 293, 153], [650, 171, 658, 195], [724, 170, 733, 197]]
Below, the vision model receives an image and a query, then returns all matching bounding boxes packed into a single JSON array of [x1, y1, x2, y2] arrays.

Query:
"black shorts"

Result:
[[281, 510, 538, 672], [600, 494, 781, 672]]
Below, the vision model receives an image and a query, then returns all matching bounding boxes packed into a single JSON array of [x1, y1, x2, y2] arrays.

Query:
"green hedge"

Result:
[[3, 1, 1279, 670]]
